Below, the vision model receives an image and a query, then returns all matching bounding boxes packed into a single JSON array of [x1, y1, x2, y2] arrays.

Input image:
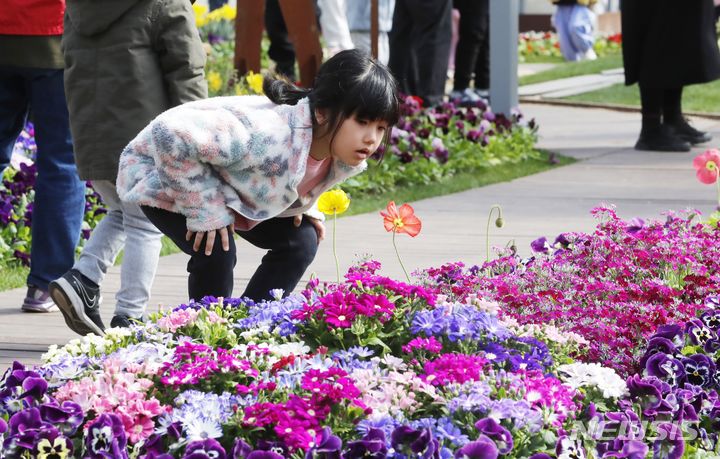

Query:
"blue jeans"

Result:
[[0, 66, 85, 290]]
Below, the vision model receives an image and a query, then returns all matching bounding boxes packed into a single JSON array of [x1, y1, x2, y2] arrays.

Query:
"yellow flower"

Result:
[[193, 4, 208, 27], [207, 71, 222, 93], [318, 189, 350, 215], [246, 72, 264, 94], [219, 4, 236, 20], [36, 437, 71, 459]]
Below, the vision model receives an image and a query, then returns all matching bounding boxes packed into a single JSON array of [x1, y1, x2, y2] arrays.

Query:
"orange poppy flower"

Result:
[[380, 201, 422, 237]]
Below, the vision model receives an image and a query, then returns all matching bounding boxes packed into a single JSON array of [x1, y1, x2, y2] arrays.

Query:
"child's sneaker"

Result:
[[21, 286, 58, 313], [49, 269, 105, 336]]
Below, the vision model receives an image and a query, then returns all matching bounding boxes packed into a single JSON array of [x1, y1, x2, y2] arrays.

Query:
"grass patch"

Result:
[[563, 80, 720, 115], [0, 151, 573, 292], [519, 53, 623, 86], [344, 150, 574, 216]]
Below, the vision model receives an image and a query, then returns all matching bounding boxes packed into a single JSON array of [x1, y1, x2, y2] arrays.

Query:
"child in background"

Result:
[[117, 49, 399, 303], [49, 0, 207, 336], [551, 0, 598, 61]]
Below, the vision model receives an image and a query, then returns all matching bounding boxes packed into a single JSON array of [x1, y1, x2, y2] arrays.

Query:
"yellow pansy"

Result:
[[318, 189, 350, 215], [246, 72, 264, 94], [207, 71, 222, 93], [36, 437, 71, 459]]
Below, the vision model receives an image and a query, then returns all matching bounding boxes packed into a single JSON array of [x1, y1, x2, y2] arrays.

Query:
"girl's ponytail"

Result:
[[263, 75, 311, 106]]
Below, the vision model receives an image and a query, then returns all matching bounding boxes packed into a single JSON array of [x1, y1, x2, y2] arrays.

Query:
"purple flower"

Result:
[[473, 418, 513, 454], [700, 309, 720, 331], [704, 294, 720, 309], [344, 428, 388, 458], [247, 452, 284, 459], [645, 353, 686, 387], [85, 413, 128, 459], [626, 217, 645, 235], [530, 237, 550, 254], [34, 427, 74, 458], [390, 426, 439, 458], [232, 439, 252, 458], [555, 436, 585, 459], [653, 423, 685, 459], [681, 354, 716, 388], [639, 337, 677, 370], [626, 375, 665, 412], [454, 435, 498, 459], [0, 417, 6, 434], [528, 455, 552, 459], [305, 427, 342, 459], [685, 319, 716, 346], [184, 438, 227, 459], [39, 401, 84, 435]]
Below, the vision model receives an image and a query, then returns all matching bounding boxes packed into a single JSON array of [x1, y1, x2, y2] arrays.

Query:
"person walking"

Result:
[[388, 0, 453, 107], [0, 0, 86, 313], [449, 0, 490, 105], [49, 0, 207, 336], [622, 0, 720, 151], [117, 49, 399, 304]]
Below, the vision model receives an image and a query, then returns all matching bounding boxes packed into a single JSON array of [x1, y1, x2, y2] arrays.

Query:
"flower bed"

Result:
[[0, 124, 105, 267], [519, 31, 622, 62], [4, 204, 720, 458]]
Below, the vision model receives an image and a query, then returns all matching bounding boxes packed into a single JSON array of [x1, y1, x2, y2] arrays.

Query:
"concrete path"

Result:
[[2, 104, 719, 369], [519, 67, 624, 98]]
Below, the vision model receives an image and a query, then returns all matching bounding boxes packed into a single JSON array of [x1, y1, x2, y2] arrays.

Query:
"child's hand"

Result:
[[186, 223, 235, 255], [294, 215, 325, 244]]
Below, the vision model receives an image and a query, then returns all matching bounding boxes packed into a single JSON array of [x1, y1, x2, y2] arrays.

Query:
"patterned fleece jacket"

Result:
[[117, 96, 366, 232]]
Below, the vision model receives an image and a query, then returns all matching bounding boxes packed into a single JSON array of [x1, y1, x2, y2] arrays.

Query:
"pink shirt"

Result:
[[234, 155, 331, 230]]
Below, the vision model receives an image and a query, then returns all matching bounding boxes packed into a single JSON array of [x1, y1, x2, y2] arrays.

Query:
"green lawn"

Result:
[[519, 54, 623, 86], [0, 150, 573, 292], [563, 80, 720, 115]]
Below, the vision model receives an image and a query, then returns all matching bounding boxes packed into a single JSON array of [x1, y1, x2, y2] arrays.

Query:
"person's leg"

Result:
[[473, 9, 490, 92], [141, 206, 236, 301], [388, 0, 414, 96], [635, 83, 690, 152], [72, 181, 126, 287], [567, 5, 597, 60], [89, 183, 163, 320], [237, 217, 318, 301], [553, 6, 580, 61], [0, 66, 28, 172], [453, 0, 482, 92], [663, 87, 711, 144], [266, 0, 297, 81], [27, 68, 85, 291], [408, 0, 453, 106]]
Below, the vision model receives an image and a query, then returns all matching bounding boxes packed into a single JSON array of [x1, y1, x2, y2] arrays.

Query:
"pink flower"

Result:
[[693, 149, 720, 184]]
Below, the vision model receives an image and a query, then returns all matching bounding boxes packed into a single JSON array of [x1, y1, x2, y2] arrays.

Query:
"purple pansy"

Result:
[[85, 413, 128, 459], [454, 435, 499, 459], [474, 418, 513, 454], [652, 423, 685, 459]]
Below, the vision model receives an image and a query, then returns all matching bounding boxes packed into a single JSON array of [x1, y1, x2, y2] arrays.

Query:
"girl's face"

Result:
[[329, 115, 388, 166]]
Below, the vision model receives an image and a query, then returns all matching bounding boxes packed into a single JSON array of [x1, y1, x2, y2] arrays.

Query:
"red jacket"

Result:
[[0, 0, 65, 35]]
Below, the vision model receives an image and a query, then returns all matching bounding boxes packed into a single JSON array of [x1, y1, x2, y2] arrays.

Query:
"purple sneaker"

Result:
[[21, 285, 58, 313]]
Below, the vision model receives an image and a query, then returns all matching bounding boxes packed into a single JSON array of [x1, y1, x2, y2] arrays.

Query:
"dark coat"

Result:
[[621, 0, 720, 88], [62, 0, 208, 180]]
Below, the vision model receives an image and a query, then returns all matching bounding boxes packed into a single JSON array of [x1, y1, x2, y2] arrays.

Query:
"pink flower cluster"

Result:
[[159, 341, 257, 386], [515, 370, 579, 427], [402, 336, 443, 354], [241, 368, 364, 450], [53, 358, 167, 444], [293, 290, 396, 329], [421, 353, 488, 386]]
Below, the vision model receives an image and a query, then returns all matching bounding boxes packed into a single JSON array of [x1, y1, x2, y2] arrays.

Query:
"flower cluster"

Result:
[[423, 205, 720, 375]]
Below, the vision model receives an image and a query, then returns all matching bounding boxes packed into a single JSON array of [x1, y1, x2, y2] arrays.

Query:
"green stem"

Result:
[[333, 211, 340, 283], [486, 204, 503, 263], [392, 230, 411, 283]]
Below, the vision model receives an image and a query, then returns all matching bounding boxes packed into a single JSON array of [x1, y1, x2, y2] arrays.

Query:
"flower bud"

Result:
[[495, 217, 504, 228]]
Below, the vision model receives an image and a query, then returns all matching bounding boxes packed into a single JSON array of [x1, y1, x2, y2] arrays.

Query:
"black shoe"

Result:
[[666, 118, 712, 145], [49, 270, 105, 336], [634, 125, 691, 152], [110, 315, 142, 329]]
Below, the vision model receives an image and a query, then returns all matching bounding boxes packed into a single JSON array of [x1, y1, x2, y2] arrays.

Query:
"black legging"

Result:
[[453, 0, 489, 91], [142, 206, 318, 302]]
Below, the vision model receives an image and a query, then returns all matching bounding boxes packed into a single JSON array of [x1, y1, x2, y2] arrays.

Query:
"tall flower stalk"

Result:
[[486, 204, 505, 262], [380, 201, 422, 283], [317, 189, 351, 283]]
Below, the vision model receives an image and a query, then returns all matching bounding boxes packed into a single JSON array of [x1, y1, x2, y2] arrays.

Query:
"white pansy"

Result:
[[558, 362, 628, 398]]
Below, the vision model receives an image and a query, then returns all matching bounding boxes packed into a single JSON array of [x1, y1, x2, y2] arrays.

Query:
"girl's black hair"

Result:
[[263, 49, 400, 141]]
